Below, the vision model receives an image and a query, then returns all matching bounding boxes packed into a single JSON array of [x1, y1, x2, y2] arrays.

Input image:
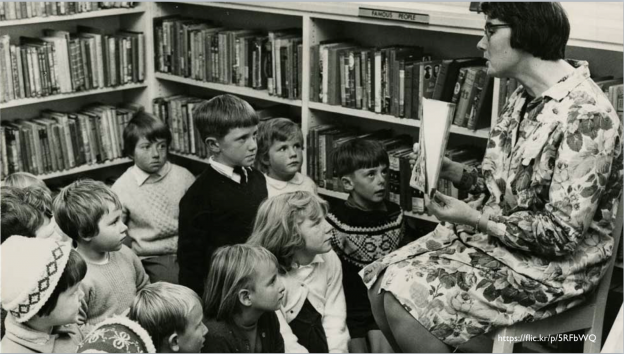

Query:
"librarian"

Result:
[[359, 2, 622, 352]]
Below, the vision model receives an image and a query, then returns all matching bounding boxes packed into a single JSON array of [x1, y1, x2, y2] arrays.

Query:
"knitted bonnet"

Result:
[[77, 316, 157, 353], [1, 236, 72, 323]]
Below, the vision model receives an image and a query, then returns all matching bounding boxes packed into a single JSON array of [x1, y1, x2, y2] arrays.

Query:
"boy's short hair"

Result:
[[256, 118, 304, 173], [332, 139, 390, 178], [1, 187, 46, 243], [123, 112, 172, 157], [203, 244, 278, 321], [192, 94, 258, 141], [38, 249, 87, 317], [2, 172, 49, 191], [53, 179, 122, 243], [128, 283, 202, 346], [22, 185, 53, 218]]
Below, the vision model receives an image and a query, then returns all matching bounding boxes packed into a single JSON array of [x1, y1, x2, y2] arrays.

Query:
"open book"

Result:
[[410, 98, 456, 197]]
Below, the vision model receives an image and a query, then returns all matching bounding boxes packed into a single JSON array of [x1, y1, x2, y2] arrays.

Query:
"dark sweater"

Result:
[[327, 199, 404, 314], [178, 165, 268, 296], [202, 312, 285, 353]]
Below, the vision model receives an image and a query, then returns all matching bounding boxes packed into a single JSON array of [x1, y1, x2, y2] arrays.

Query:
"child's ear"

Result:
[[205, 137, 220, 154], [167, 333, 180, 352], [238, 288, 252, 307], [341, 176, 354, 192]]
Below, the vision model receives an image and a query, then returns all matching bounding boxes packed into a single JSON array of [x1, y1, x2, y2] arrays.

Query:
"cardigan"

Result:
[[202, 312, 284, 353], [112, 162, 195, 257], [279, 251, 350, 353], [178, 165, 268, 296], [1, 316, 83, 353]]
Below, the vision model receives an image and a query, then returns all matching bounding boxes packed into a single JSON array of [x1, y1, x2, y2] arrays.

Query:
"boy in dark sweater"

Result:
[[326, 139, 405, 353], [178, 94, 268, 297]]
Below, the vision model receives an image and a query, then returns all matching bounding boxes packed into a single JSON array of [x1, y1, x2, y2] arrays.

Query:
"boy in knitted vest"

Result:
[[178, 94, 268, 297], [53, 179, 150, 335], [326, 139, 406, 353], [1, 236, 88, 353], [112, 112, 195, 284]]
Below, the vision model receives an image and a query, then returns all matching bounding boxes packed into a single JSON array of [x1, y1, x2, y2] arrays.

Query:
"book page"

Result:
[[410, 98, 455, 197]]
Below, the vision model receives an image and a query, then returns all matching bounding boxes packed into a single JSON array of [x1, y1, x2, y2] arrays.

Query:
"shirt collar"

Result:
[[265, 173, 304, 190], [208, 157, 248, 183], [4, 315, 58, 352], [131, 162, 171, 186], [291, 254, 324, 270], [540, 60, 590, 102]]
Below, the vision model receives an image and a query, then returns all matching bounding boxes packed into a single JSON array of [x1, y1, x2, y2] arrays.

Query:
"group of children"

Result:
[[1, 94, 415, 353]]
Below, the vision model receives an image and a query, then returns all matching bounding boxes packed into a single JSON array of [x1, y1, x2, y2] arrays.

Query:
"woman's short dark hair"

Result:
[[480, 2, 570, 61], [38, 249, 87, 317], [123, 112, 172, 157]]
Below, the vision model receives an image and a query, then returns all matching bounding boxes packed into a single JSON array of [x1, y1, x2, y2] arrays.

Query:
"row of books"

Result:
[[0, 28, 145, 103], [0, 103, 142, 179], [306, 126, 425, 213], [152, 95, 293, 159], [154, 17, 303, 100], [0, 2, 138, 21], [310, 42, 492, 130]]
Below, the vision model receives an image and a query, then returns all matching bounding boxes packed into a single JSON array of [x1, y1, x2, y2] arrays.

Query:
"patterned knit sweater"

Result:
[[112, 163, 195, 257], [78, 246, 150, 333], [326, 199, 404, 314]]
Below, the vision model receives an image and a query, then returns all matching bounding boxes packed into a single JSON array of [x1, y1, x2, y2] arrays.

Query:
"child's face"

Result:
[[176, 303, 208, 353], [45, 283, 83, 326], [215, 126, 258, 168], [249, 261, 284, 312], [266, 137, 303, 181], [347, 164, 389, 209], [90, 202, 128, 252], [298, 215, 333, 256], [133, 137, 168, 174]]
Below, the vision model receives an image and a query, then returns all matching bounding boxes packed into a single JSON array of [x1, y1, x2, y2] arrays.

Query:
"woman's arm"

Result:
[[483, 110, 621, 257]]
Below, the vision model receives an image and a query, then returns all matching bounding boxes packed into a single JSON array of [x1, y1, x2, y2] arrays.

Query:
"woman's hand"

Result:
[[425, 190, 480, 226]]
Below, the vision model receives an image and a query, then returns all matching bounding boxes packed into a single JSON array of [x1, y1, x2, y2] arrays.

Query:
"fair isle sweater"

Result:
[[112, 162, 195, 257], [78, 246, 150, 333]]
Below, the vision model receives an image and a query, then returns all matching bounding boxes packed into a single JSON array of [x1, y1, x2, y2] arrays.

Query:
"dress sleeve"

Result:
[[322, 252, 350, 353], [485, 108, 621, 257]]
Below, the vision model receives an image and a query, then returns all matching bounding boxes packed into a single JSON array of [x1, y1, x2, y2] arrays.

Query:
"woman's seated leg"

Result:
[[367, 329, 394, 353], [384, 292, 451, 353], [369, 277, 401, 352]]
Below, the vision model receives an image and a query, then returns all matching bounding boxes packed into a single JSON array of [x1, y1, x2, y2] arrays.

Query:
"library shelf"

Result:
[[0, 83, 148, 110], [318, 187, 439, 223], [308, 101, 490, 139], [155, 73, 303, 107], [38, 157, 132, 181], [0, 6, 146, 28], [170, 152, 209, 164]]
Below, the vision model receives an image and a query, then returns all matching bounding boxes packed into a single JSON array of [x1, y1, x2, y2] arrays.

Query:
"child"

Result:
[[201, 244, 286, 353], [2, 171, 49, 190], [256, 118, 317, 197], [1, 186, 58, 243], [1, 236, 87, 353], [179, 94, 268, 296], [53, 179, 150, 332], [326, 139, 404, 353], [247, 191, 350, 353], [112, 112, 195, 284], [128, 282, 208, 353]]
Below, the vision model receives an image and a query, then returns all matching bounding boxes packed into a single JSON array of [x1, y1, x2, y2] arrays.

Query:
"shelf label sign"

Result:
[[358, 8, 430, 24]]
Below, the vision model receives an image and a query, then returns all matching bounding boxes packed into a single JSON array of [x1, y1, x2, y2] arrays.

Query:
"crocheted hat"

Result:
[[78, 316, 157, 353], [1, 236, 72, 323]]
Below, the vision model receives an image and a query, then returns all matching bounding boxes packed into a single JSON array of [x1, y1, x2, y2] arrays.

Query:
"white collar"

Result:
[[131, 162, 170, 186], [264, 172, 304, 190], [291, 254, 324, 270], [208, 157, 246, 183]]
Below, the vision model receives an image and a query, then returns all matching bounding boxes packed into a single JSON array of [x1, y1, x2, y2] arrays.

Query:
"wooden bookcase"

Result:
[[2, 1, 622, 224]]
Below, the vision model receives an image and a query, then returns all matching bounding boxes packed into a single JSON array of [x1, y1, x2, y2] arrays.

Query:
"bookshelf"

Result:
[[148, 1, 622, 226], [2, 2, 622, 224]]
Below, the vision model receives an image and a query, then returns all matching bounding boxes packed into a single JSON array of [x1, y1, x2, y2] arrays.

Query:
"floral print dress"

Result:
[[359, 61, 623, 346]]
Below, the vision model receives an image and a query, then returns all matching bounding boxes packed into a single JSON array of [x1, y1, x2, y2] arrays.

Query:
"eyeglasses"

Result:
[[484, 23, 511, 40]]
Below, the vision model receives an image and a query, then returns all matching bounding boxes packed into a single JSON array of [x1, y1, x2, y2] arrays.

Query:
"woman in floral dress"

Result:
[[360, 2, 623, 352]]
